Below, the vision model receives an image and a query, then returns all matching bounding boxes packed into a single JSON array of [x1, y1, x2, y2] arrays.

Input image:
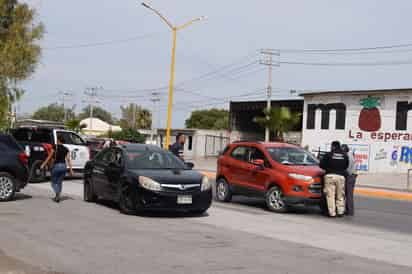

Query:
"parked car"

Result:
[[216, 141, 324, 213], [10, 127, 90, 182], [0, 133, 29, 201], [83, 144, 212, 215]]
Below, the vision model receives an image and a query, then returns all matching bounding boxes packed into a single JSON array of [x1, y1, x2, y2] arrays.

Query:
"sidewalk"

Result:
[[193, 157, 412, 202]]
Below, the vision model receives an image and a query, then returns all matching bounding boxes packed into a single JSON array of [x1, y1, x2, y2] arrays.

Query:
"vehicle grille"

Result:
[[308, 183, 322, 194], [161, 184, 201, 192]]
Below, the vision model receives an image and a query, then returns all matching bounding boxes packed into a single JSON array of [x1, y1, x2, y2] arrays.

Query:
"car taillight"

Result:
[[18, 152, 28, 165]]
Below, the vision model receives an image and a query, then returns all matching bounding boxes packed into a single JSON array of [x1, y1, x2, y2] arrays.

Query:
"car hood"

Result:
[[129, 169, 204, 185], [280, 165, 324, 177]]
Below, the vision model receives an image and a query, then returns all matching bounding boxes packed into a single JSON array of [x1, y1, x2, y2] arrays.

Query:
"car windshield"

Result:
[[266, 147, 319, 166], [126, 149, 186, 170]]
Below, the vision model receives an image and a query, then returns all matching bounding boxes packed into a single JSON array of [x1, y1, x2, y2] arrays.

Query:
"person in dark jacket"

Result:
[[341, 144, 357, 216], [169, 133, 185, 161], [320, 141, 349, 217]]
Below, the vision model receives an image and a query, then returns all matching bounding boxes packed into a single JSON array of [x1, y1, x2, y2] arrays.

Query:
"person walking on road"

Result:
[[320, 141, 349, 217], [342, 144, 357, 216], [169, 133, 185, 161], [41, 136, 74, 203]]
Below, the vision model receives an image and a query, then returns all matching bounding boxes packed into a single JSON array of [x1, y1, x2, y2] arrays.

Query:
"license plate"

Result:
[[177, 195, 192, 204]]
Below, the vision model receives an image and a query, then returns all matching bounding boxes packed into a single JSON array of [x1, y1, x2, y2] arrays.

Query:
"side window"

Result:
[[70, 133, 85, 146], [230, 146, 250, 162], [57, 132, 72, 144], [251, 147, 271, 167]]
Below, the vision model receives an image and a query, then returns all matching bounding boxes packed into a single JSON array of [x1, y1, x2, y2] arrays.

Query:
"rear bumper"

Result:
[[283, 195, 321, 205], [138, 188, 213, 212]]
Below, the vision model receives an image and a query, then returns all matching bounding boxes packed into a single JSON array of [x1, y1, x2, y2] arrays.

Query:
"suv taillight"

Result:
[[18, 152, 29, 165]]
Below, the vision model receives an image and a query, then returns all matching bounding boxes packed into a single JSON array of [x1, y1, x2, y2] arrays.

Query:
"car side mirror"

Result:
[[252, 159, 265, 169], [185, 162, 194, 170]]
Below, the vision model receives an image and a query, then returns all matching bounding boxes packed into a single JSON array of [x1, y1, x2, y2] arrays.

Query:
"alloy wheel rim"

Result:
[[269, 189, 285, 210], [217, 181, 227, 200], [0, 176, 13, 200]]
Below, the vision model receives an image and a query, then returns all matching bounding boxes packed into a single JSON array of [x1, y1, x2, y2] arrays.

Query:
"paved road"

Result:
[[1, 180, 412, 274]]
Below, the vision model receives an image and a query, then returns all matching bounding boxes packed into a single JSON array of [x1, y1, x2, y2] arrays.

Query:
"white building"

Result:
[[301, 88, 412, 174], [80, 118, 121, 136]]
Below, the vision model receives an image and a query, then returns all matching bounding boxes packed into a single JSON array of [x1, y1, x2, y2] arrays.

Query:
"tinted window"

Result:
[[11, 128, 53, 143], [230, 146, 250, 162], [0, 134, 21, 151], [266, 147, 319, 166], [126, 149, 185, 170]]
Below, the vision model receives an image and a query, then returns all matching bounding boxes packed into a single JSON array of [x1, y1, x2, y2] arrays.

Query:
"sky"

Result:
[[19, 0, 412, 128]]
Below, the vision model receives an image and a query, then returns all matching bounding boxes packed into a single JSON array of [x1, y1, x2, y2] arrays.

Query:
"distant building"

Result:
[[301, 88, 412, 173], [229, 99, 304, 144], [80, 118, 121, 136]]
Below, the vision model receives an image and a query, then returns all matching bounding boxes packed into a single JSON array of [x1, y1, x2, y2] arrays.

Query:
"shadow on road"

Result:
[[12, 193, 33, 201]]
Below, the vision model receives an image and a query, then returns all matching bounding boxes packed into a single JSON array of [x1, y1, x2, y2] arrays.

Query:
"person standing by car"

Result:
[[169, 133, 185, 161], [341, 144, 357, 216], [320, 141, 349, 217], [41, 136, 74, 203]]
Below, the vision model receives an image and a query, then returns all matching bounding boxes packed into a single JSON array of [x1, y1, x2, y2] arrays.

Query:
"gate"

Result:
[[204, 135, 230, 157]]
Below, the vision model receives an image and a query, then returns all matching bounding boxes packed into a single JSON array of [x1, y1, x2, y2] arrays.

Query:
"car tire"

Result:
[[119, 183, 138, 215], [215, 178, 232, 202], [0, 172, 16, 202], [29, 160, 46, 183], [84, 179, 97, 203], [265, 185, 289, 213]]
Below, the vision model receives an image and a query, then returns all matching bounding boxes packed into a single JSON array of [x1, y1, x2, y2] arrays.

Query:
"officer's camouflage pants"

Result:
[[324, 174, 346, 217]]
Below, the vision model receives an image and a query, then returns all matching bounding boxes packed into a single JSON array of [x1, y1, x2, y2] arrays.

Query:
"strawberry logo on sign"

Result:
[[358, 96, 382, 132]]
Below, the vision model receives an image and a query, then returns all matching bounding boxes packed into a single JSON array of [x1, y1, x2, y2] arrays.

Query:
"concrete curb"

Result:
[[199, 171, 412, 202]]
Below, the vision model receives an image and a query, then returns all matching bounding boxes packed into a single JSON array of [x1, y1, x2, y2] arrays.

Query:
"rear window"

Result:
[[11, 128, 53, 143]]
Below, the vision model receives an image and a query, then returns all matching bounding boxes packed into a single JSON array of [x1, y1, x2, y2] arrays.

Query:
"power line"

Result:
[[279, 59, 412, 66], [277, 42, 412, 53], [43, 32, 163, 50]]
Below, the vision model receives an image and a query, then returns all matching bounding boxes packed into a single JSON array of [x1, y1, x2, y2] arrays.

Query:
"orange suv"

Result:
[[216, 141, 324, 212]]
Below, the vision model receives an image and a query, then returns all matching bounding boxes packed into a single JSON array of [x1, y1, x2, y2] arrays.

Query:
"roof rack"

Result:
[[232, 140, 263, 144]]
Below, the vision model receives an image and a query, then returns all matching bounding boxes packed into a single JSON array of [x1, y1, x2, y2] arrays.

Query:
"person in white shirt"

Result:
[[341, 144, 357, 216]]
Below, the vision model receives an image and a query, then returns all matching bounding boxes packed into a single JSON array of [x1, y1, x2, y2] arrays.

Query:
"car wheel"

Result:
[[0, 172, 16, 202], [119, 183, 138, 215], [266, 185, 288, 213], [216, 178, 232, 202], [84, 179, 97, 203], [29, 160, 46, 183]]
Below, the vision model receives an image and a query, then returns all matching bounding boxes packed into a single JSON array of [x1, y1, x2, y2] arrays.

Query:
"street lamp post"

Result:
[[141, 2, 205, 149]]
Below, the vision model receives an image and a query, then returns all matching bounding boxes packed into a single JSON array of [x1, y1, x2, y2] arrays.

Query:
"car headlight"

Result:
[[138, 176, 161, 191], [288, 173, 313, 182], [201, 176, 211, 192]]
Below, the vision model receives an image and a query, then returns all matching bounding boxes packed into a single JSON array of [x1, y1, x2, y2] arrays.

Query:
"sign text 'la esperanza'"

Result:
[[349, 130, 412, 142]]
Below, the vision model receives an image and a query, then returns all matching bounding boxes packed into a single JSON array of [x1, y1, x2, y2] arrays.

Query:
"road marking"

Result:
[[199, 171, 412, 202]]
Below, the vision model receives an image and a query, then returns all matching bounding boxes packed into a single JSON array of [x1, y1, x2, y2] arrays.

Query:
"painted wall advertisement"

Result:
[[348, 144, 370, 172]]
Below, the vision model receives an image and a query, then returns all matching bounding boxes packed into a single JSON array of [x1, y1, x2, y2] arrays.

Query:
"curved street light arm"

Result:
[[176, 16, 206, 31], [141, 2, 174, 29]]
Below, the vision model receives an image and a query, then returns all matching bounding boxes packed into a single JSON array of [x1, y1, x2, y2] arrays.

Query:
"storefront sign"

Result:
[[348, 144, 370, 171]]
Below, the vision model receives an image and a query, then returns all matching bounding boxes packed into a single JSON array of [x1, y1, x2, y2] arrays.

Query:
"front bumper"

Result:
[[138, 188, 213, 212], [283, 195, 321, 206]]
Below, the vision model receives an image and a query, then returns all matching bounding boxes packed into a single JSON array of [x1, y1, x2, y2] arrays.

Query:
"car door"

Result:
[[105, 148, 124, 198], [248, 146, 272, 192], [228, 146, 256, 190], [55, 130, 89, 170], [91, 149, 114, 198]]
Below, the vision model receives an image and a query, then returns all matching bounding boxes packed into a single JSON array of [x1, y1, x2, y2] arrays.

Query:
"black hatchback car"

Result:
[[83, 144, 212, 215]]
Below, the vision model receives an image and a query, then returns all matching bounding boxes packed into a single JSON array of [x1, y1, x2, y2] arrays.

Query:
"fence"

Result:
[[204, 135, 230, 157]]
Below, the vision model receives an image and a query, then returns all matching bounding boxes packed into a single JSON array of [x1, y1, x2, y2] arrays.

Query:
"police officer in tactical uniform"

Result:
[[320, 141, 349, 217]]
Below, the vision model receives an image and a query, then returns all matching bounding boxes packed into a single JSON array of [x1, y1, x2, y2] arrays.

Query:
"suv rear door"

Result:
[[55, 130, 89, 170]]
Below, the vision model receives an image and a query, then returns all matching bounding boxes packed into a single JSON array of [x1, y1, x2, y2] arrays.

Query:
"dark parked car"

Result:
[[83, 144, 212, 215], [0, 134, 29, 201]]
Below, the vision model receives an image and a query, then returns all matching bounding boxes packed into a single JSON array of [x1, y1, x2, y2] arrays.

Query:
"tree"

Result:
[[103, 128, 145, 144], [78, 105, 114, 124], [185, 109, 229, 130], [254, 107, 301, 141], [65, 119, 87, 133], [0, 1, 44, 129], [32, 103, 75, 122], [120, 103, 151, 130]]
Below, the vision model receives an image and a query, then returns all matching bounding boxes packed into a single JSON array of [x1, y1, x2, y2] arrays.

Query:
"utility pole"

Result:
[[84, 87, 101, 132], [132, 104, 137, 130], [60, 91, 73, 122], [150, 92, 161, 144], [260, 49, 280, 142]]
